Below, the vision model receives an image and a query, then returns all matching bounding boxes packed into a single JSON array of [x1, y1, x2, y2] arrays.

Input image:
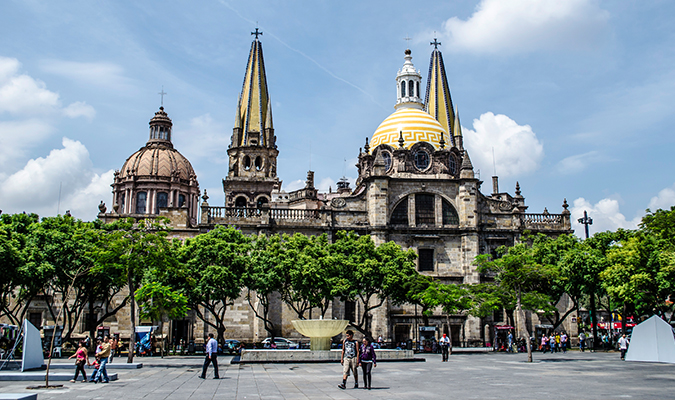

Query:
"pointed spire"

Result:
[[233, 32, 273, 148], [460, 150, 474, 179], [425, 41, 456, 141], [515, 181, 522, 197], [439, 131, 446, 149], [453, 108, 463, 150], [398, 130, 405, 148], [364, 137, 370, 154]]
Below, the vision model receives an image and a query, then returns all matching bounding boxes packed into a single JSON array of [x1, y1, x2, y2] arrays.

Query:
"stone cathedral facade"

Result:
[[94, 34, 573, 347]]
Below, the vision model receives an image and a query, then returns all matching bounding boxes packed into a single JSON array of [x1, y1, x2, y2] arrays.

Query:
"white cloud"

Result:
[[0, 138, 112, 220], [570, 197, 640, 237], [62, 101, 96, 120], [435, 0, 610, 54], [0, 119, 54, 172], [0, 56, 60, 114], [464, 112, 544, 177], [40, 60, 134, 91], [283, 179, 304, 192], [647, 184, 675, 211], [555, 151, 599, 175], [173, 113, 229, 164]]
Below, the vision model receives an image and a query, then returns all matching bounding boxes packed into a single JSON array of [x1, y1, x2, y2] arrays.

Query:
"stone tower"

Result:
[[223, 29, 280, 208]]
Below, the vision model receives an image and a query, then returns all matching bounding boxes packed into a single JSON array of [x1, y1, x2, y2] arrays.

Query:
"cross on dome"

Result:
[[252, 27, 263, 40], [431, 38, 441, 49], [158, 86, 167, 107]]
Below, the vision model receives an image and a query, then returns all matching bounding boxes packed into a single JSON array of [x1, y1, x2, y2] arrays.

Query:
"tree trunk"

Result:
[[127, 276, 136, 363], [516, 290, 533, 362], [590, 292, 598, 351], [621, 302, 627, 335]]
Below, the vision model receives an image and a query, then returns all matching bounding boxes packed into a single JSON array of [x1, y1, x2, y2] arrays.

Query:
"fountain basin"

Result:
[[291, 319, 349, 351]]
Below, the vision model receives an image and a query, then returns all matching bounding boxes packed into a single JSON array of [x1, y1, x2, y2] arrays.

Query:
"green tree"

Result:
[[177, 226, 249, 344], [275, 233, 335, 319], [475, 241, 556, 362], [135, 281, 188, 356], [95, 217, 174, 363], [243, 234, 283, 337], [0, 213, 46, 325], [332, 232, 417, 338]]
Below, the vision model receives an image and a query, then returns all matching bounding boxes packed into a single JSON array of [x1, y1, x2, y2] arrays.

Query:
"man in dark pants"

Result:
[[199, 333, 219, 379]]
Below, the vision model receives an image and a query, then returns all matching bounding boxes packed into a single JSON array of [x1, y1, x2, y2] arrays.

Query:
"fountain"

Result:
[[291, 319, 349, 351]]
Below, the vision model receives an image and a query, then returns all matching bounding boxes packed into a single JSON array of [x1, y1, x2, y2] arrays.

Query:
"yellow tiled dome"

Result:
[[370, 108, 447, 152]]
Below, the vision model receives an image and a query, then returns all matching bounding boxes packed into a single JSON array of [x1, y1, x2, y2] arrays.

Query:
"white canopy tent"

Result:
[[625, 315, 675, 364]]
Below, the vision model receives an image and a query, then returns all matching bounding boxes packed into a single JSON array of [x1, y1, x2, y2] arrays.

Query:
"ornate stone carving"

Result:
[[331, 198, 346, 208], [98, 201, 106, 214]]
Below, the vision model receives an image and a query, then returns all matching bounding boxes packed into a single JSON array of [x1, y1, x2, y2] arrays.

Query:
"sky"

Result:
[[1, 0, 675, 237]]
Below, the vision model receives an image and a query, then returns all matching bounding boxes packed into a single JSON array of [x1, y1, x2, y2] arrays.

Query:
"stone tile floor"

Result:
[[1, 351, 674, 399]]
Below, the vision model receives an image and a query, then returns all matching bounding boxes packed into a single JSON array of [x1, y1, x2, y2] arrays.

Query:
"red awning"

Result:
[[591, 322, 636, 329], [495, 326, 515, 330]]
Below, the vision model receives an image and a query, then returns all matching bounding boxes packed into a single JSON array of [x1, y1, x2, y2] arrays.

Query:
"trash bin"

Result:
[[188, 340, 195, 354], [406, 339, 413, 350]]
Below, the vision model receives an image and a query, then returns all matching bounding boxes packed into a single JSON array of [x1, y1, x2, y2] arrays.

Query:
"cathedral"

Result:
[[98, 32, 573, 347]]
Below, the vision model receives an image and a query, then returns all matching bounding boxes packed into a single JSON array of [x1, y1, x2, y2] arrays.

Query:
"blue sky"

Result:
[[1, 0, 674, 236]]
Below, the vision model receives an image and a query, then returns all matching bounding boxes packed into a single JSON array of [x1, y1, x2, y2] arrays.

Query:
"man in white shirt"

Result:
[[199, 333, 220, 379], [617, 334, 630, 360]]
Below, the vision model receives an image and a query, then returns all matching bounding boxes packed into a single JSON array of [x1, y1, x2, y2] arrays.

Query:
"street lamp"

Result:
[[577, 210, 596, 349], [578, 210, 593, 240]]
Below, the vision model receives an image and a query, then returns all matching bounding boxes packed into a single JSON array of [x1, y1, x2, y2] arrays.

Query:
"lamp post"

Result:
[[577, 210, 596, 349]]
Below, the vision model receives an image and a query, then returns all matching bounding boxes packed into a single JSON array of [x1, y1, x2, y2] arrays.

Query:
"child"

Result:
[[89, 357, 101, 383]]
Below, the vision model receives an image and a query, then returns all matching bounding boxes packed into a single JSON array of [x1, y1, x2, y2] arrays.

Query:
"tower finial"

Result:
[[431, 37, 441, 49], [252, 27, 263, 40], [158, 86, 167, 107]]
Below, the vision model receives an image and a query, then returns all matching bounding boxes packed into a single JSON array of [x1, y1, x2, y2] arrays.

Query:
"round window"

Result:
[[382, 152, 392, 171], [414, 150, 430, 170]]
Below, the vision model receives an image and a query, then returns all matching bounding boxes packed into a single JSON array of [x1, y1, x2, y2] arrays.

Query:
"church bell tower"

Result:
[[223, 28, 280, 208]]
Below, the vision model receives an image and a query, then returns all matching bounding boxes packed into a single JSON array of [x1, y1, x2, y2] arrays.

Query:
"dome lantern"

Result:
[[148, 106, 173, 146], [395, 49, 424, 111]]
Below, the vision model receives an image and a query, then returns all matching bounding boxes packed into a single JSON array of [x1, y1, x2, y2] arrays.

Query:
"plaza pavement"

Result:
[[1, 351, 674, 399]]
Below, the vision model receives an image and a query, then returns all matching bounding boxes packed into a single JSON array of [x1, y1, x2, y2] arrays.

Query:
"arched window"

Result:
[[136, 191, 147, 214], [235, 196, 247, 208], [178, 194, 186, 208], [256, 197, 268, 208], [390, 197, 408, 226], [414, 149, 430, 170], [415, 193, 435, 225], [156, 192, 168, 213], [442, 199, 459, 225], [255, 156, 263, 171], [416, 81, 420, 98], [448, 155, 457, 175], [381, 151, 392, 171], [243, 155, 251, 170], [409, 80, 415, 98], [401, 80, 406, 97]]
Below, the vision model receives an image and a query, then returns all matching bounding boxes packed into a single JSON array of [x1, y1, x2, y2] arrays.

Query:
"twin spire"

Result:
[[424, 39, 462, 149], [232, 28, 274, 148]]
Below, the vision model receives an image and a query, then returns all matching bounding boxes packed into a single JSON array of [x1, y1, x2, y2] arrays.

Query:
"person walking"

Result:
[[91, 336, 111, 383], [618, 334, 630, 360], [109, 336, 118, 363], [68, 340, 90, 383], [579, 332, 586, 352], [359, 337, 377, 390], [561, 333, 568, 353], [541, 334, 549, 353], [199, 333, 219, 379], [338, 330, 360, 390], [549, 333, 557, 353], [439, 333, 451, 361], [507, 331, 514, 353], [555, 333, 561, 353]]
